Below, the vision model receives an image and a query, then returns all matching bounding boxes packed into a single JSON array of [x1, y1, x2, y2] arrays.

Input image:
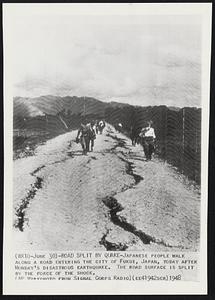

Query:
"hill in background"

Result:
[[14, 95, 129, 118]]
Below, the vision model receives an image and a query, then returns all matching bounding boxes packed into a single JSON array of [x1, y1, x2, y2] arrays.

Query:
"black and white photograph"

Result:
[[3, 3, 212, 295]]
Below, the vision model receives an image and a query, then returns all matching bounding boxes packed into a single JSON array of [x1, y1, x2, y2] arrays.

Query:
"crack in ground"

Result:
[[118, 156, 143, 185], [14, 176, 43, 231], [51, 157, 69, 164], [102, 196, 154, 245], [91, 156, 97, 160], [14, 149, 90, 232], [99, 229, 128, 251], [106, 133, 129, 151], [104, 135, 143, 186], [86, 158, 92, 165], [13, 156, 70, 231], [30, 165, 45, 176], [100, 134, 185, 249], [30, 157, 69, 177], [102, 196, 186, 249]]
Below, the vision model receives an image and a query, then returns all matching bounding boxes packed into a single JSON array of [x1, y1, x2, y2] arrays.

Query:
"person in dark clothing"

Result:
[[130, 125, 141, 146], [88, 121, 96, 151], [76, 123, 91, 155]]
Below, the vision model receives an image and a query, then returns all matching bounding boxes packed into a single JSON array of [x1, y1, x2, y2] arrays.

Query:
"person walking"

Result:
[[97, 120, 105, 134], [88, 121, 96, 152], [76, 122, 91, 155], [139, 121, 156, 160], [130, 125, 140, 146]]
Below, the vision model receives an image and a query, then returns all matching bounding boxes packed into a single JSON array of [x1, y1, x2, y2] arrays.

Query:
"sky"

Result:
[[9, 10, 201, 107]]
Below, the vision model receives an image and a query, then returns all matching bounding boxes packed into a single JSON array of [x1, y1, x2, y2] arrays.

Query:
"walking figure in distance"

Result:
[[88, 121, 96, 152], [76, 122, 91, 155], [130, 125, 141, 146], [97, 120, 105, 134], [139, 121, 156, 160], [115, 122, 123, 133]]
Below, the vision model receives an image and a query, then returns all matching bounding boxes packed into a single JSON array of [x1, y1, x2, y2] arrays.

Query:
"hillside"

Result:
[[13, 95, 130, 119]]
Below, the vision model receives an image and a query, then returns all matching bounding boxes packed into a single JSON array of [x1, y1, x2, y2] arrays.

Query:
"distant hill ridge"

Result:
[[14, 95, 131, 118], [14, 95, 184, 119]]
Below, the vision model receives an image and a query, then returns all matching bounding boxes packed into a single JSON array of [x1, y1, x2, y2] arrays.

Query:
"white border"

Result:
[[3, 3, 212, 295]]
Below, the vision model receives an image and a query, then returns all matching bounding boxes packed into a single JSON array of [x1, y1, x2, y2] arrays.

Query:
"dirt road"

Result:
[[13, 125, 200, 251]]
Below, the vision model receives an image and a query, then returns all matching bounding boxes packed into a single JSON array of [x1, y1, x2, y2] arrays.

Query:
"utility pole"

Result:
[[83, 96, 86, 117]]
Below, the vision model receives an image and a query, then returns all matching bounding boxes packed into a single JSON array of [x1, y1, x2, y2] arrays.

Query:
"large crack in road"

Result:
[[100, 132, 185, 251], [102, 196, 154, 246], [101, 195, 183, 250], [14, 175, 43, 231], [14, 157, 71, 232], [99, 228, 128, 251]]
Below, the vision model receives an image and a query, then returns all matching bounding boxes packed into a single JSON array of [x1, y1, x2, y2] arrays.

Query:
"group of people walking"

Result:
[[75, 118, 156, 161], [76, 120, 105, 155]]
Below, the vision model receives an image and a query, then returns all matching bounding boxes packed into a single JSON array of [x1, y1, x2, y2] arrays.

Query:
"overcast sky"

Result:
[[10, 11, 201, 107]]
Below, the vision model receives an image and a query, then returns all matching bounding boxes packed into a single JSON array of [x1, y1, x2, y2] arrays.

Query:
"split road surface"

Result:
[[13, 125, 200, 251]]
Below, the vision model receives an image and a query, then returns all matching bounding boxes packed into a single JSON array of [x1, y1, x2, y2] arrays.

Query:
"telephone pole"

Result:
[[83, 96, 86, 117]]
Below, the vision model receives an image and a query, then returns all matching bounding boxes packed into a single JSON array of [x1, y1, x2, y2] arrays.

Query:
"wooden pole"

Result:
[[83, 97, 86, 118]]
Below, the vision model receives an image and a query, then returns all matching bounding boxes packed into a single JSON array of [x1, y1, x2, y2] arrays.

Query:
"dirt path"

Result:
[[13, 125, 200, 251]]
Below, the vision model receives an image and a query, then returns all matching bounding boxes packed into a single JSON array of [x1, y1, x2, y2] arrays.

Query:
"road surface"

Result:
[[13, 125, 200, 251]]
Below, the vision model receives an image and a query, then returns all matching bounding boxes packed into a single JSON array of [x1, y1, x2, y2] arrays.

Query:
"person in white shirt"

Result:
[[87, 121, 96, 151], [115, 122, 123, 133], [97, 120, 106, 134], [139, 121, 156, 160]]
